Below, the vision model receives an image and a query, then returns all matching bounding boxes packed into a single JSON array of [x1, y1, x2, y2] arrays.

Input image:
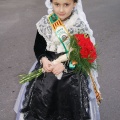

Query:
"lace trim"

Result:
[[36, 12, 91, 53]]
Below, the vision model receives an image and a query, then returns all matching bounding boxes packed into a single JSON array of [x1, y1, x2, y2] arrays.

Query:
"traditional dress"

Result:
[[14, 11, 101, 120]]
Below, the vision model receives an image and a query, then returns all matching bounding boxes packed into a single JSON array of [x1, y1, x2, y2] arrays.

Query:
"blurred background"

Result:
[[0, 0, 120, 119]]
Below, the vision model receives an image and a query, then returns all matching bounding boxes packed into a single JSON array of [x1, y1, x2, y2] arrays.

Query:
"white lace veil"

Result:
[[45, 0, 95, 44]]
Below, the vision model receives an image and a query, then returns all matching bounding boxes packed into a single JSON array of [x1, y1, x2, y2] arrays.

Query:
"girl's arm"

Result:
[[34, 30, 47, 62], [34, 31, 53, 72]]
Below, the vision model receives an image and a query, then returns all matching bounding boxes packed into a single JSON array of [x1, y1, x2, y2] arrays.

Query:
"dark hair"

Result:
[[50, 0, 78, 3]]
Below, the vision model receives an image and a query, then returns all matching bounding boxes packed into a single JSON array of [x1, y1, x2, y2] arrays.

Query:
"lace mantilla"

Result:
[[36, 12, 94, 53]]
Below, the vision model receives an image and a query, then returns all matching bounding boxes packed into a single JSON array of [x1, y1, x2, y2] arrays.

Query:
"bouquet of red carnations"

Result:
[[69, 33, 97, 74], [69, 34, 102, 104]]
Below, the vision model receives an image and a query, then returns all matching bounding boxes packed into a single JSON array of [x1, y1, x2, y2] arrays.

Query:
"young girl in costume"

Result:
[[14, 0, 101, 119]]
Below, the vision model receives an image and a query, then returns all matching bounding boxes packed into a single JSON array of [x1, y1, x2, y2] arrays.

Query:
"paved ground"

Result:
[[0, 0, 120, 120]]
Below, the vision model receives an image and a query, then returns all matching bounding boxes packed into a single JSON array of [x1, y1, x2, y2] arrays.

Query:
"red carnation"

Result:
[[74, 34, 97, 63]]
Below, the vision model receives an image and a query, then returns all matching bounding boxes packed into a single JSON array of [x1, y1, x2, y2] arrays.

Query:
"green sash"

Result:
[[48, 13, 70, 54], [48, 13, 75, 69]]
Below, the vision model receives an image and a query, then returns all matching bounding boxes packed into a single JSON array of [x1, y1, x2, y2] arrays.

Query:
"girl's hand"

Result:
[[41, 57, 53, 72], [52, 63, 65, 75]]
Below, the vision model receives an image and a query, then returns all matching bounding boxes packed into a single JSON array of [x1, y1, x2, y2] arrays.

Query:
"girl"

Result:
[[14, 0, 101, 119]]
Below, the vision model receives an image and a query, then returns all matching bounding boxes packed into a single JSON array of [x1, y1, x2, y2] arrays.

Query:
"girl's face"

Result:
[[52, 0, 76, 21]]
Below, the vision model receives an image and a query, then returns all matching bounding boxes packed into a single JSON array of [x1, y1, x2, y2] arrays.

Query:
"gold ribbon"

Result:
[[89, 72, 102, 105]]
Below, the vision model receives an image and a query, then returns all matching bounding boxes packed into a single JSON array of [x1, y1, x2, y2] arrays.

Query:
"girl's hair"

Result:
[[50, 0, 78, 3]]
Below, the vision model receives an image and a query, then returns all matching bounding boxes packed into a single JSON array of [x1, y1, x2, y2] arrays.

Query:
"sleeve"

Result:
[[34, 31, 47, 62]]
